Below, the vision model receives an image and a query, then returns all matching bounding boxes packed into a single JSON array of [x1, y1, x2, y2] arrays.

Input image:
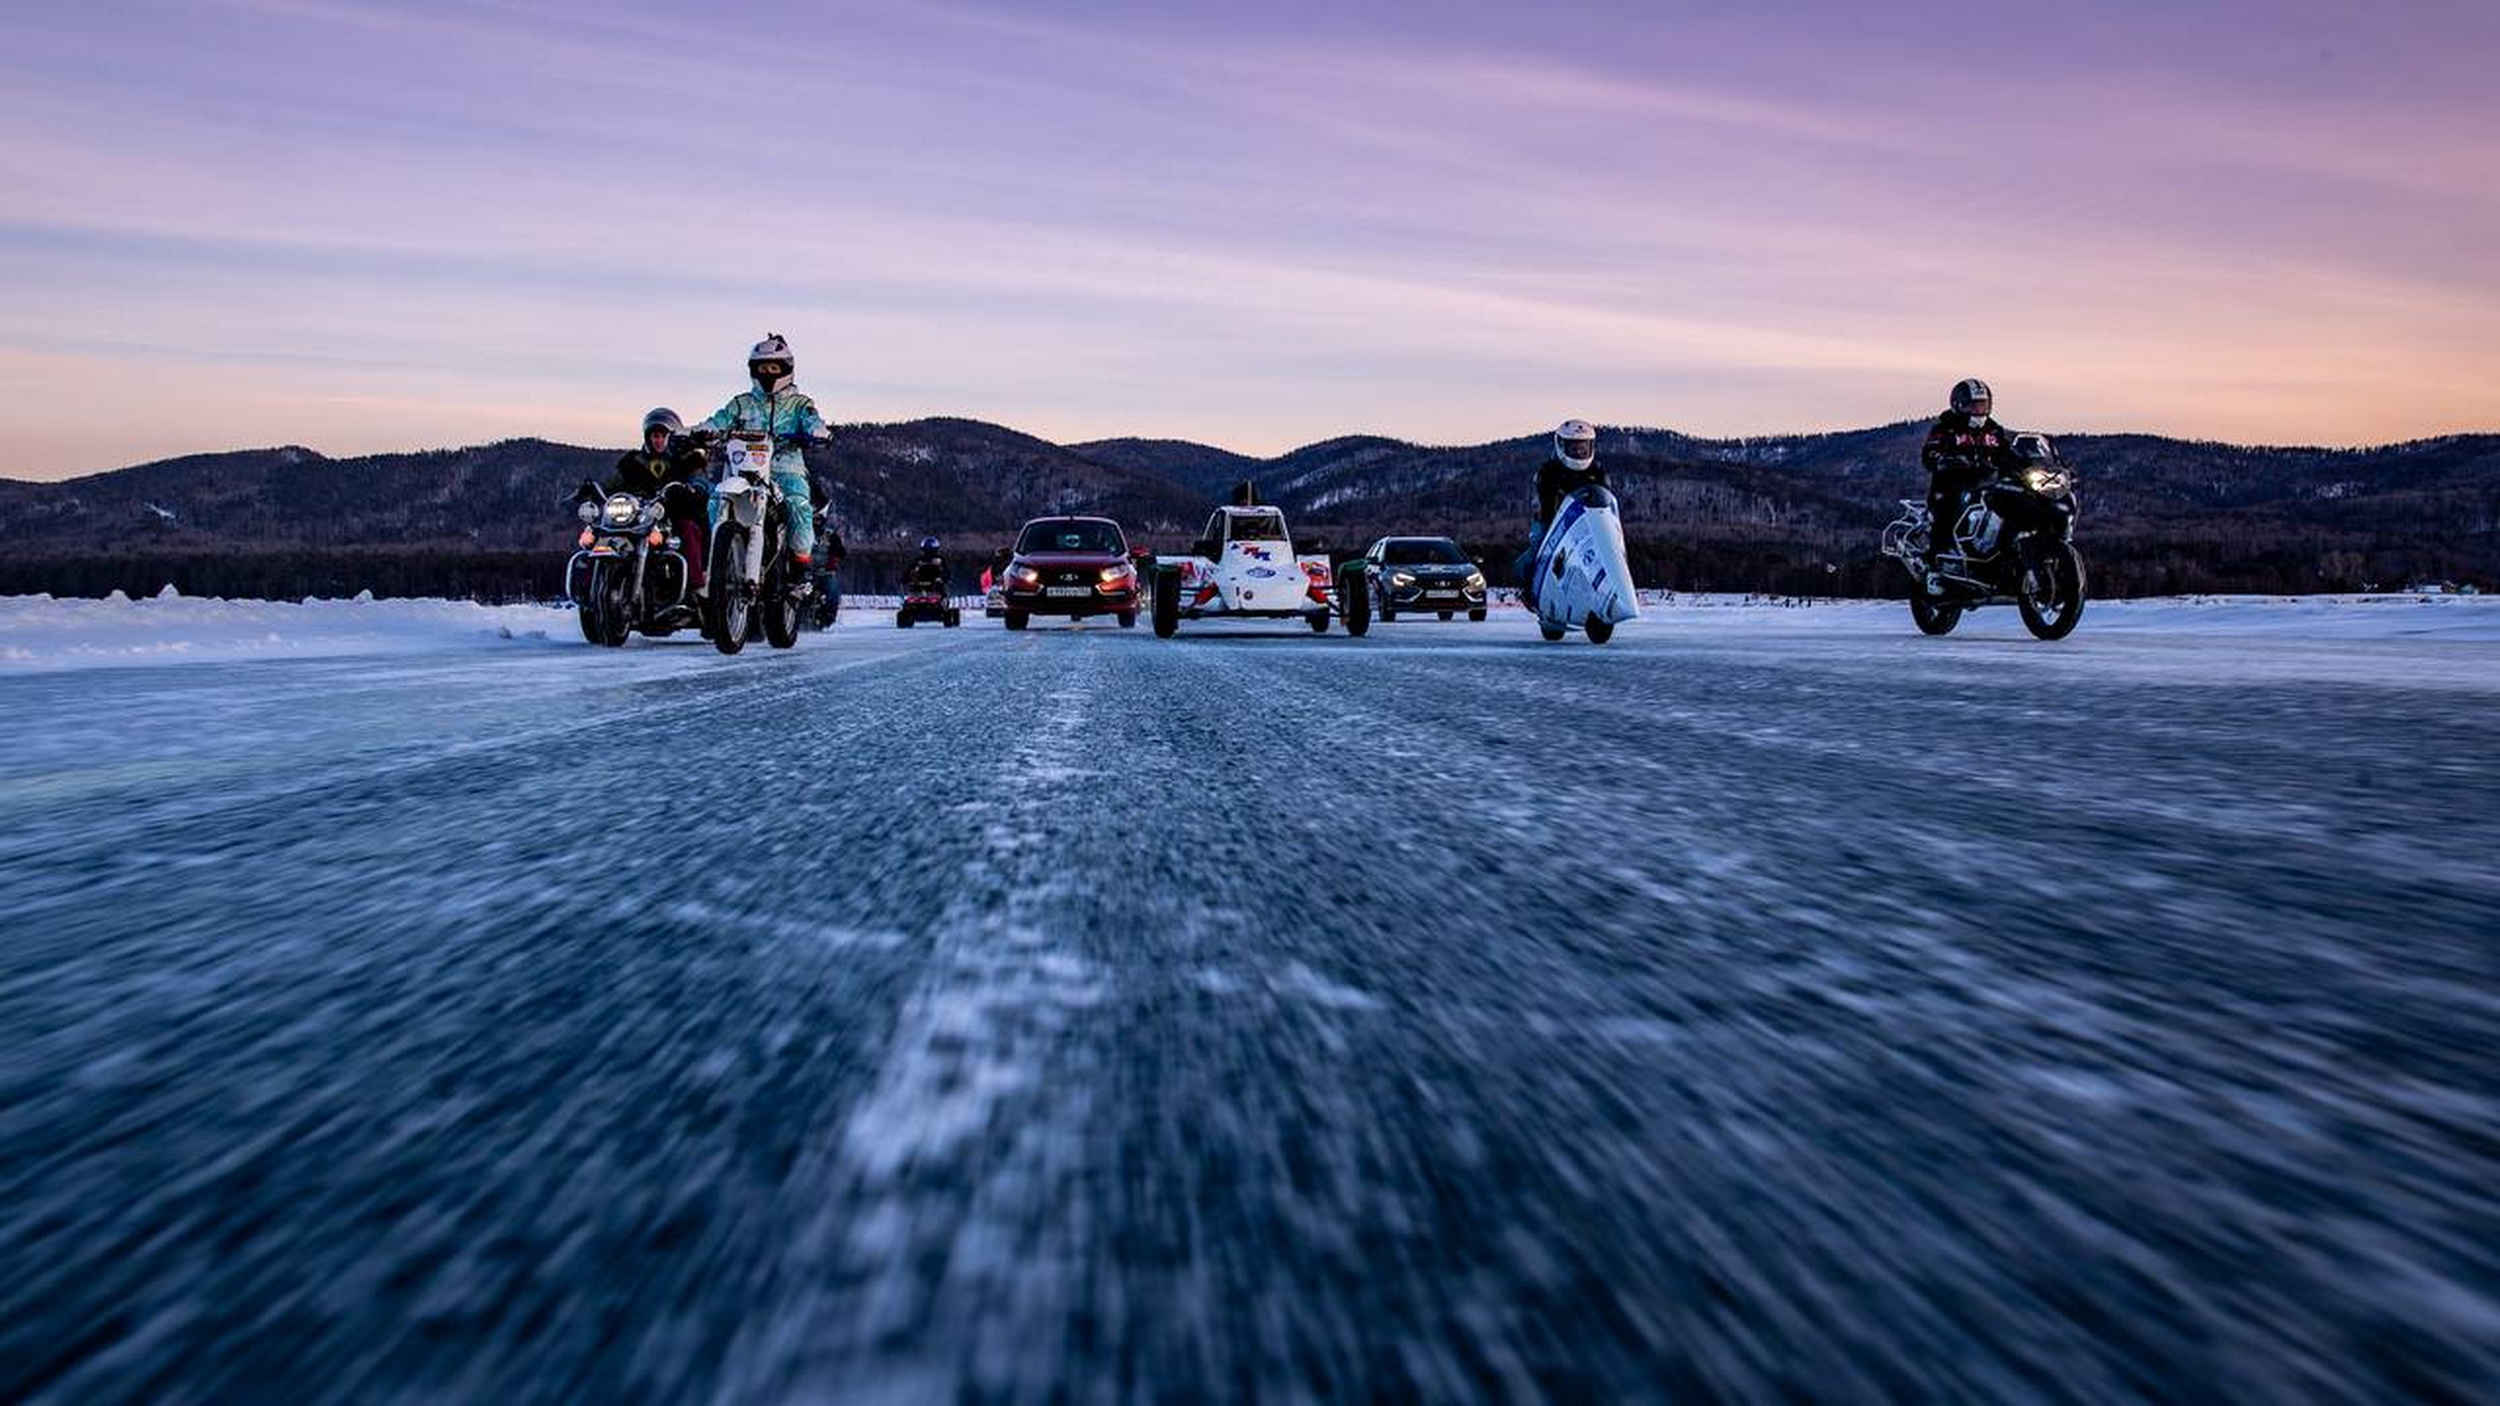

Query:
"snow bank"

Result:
[[0, 594, 574, 673], [3, 591, 2493, 675]]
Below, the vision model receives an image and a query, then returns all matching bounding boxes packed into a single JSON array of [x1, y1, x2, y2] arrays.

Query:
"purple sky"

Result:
[[2, 0, 2494, 478]]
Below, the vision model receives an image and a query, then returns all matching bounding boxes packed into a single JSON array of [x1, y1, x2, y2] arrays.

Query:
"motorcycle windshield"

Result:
[[1564, 484, 1620, 513]]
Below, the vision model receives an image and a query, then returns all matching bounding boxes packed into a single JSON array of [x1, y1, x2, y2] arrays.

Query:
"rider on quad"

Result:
[[1514, 419, 1606, 607], [697, 333, 829, 572], [1919, 379, 2026, 592], [906, 536, 949, 595]]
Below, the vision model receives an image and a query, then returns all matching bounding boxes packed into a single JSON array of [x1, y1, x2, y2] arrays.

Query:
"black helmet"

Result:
[[1949, 378, 1993, 420], [641, 407, 685, 439], [919, 535, 941, 553]]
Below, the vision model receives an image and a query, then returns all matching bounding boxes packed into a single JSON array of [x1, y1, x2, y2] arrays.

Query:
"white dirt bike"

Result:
[[703, 431, 808, 656]]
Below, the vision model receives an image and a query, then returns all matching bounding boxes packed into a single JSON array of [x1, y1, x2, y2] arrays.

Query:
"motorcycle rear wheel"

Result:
[[2017, 541, 2087, 641]]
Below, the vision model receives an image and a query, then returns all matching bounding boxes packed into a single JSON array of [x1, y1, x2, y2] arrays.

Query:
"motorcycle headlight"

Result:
[[602, 493, 640, 527], [576, 502, 598, 524], [2025, 468, 2068, 495]]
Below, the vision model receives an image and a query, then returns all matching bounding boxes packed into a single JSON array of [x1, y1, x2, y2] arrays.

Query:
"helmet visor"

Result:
[[1560, 438, 1596, 463], [750, 360, 791, 381]]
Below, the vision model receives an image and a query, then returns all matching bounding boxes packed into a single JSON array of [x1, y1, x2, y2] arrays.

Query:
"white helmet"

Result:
[[748, 333, 795, 395], [1554, 419, 1597, 468]]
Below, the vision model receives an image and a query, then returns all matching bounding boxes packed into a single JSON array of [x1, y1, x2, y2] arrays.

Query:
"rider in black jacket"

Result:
[[1919, 380, 2025, 587], [1515, 419, 1606, 605], [906, 537, 948, 594], [583, 408, 712, 591]]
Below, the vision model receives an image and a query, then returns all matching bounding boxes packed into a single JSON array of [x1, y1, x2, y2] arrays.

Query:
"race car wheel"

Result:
[[1584, 618, 1614, 645], [1005, 609, 1029, 632], [1152, 571, 1180, 638], [1118, 611, 1137, 629], [1340, 571, 1370, 637], [945, 609, 961, 628], [1539, 621, 1566, 642], [1438, 610, 1454, 621], [1469, 608, 1487, 622], [1308, 612, 1330, 634]]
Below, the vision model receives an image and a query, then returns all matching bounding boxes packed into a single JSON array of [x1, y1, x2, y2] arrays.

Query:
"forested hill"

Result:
[[3, 421, 2492, 599]]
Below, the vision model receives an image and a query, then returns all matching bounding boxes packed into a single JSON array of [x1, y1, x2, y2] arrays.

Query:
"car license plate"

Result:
[[1045, 586, 1090, 597], [1426, 589, 1458, 599]]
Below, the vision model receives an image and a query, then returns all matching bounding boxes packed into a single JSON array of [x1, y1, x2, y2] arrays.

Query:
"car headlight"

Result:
[[602, 493, 640, 526], [1007, 564, 1040, 586], [1391, 571, 1416, 587], [1098, 564, 1132, 586], [1465, 571, 1485, 589]]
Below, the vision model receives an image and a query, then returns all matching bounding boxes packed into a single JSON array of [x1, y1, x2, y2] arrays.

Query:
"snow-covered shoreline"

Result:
[[1, 589, 2493, 673]]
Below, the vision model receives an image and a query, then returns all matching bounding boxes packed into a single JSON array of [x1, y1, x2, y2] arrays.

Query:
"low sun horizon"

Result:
[[2, 0, 2493, 480]]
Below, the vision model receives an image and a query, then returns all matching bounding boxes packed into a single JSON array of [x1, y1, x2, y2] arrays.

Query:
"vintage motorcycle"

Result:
[[566, 487, 702, 646]]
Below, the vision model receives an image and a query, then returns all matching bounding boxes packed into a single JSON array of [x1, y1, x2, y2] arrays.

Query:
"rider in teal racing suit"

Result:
[[700, 333, 829, 568]]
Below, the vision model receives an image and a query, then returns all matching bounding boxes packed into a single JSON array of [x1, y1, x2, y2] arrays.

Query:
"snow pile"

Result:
[[0, 594, 573, 672]]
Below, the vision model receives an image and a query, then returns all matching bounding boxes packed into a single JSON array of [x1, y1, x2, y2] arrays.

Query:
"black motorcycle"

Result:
[[566, 486, 703, 646], [1882, 433, 2087, 640]]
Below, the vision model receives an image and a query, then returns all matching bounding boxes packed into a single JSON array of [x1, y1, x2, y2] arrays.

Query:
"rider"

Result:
[[1515, 419, 1606, 606], [698, 333, 829, 574], [906, 536, 949, 594], [1920, 379, 2024, 588], [606, 408, 712, 592]]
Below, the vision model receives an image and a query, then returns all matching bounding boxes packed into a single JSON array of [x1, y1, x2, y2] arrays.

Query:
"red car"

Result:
[[1000, 516, 1144, 630]]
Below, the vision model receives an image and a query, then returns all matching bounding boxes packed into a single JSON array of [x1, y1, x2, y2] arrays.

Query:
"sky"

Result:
[[1, 0, 2495, 478]]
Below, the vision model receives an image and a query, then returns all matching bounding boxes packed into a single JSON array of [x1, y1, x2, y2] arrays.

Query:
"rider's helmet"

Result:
[[1950, 378, 1993, 424], [1554, 419, 1597, 468], [919, 535, 941, 554], [641, 407, 684, 450], [748, 334, 795, 395]]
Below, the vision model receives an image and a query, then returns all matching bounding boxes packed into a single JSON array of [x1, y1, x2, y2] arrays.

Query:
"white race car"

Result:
[[1151, 504, 1371, 637]]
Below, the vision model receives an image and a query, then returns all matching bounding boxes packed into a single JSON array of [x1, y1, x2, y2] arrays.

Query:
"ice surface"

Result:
[[0, 591, 2494, 1400]]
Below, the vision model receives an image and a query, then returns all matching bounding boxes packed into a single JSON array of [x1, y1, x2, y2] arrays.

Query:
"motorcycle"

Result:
[[699, 430, 809, 655], [1881, 433, 2087, 640], [565, 487, 701, 646], [1526, 484, 1641, 643]]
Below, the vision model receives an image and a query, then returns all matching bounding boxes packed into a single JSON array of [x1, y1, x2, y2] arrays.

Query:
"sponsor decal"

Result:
[[1246, 566, 1278, 579], [1239, 544, 1273, 561]]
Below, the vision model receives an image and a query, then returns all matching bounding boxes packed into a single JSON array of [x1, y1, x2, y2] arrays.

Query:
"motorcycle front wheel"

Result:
[[1909, 589, 1962, 636], [2017, 540, 2087, 641], [709, 527, 750, 655], [593, 561, 634, 647]]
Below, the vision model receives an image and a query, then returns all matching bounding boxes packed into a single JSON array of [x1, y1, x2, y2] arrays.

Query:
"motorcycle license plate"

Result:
[[1045, 586, 1090, 597]]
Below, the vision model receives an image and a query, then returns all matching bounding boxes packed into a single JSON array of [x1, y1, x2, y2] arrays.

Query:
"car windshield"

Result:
[[1016, 519, 1125, 555], [1227, 511, 1288, 542], [1381, 539, 1468, 566]]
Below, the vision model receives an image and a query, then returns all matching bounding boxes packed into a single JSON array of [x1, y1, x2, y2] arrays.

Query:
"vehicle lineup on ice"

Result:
[[561, 363, 2094, 649]]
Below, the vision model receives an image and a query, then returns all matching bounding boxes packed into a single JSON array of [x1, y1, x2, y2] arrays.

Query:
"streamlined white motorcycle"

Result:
[[1525, 484, 1641, 643]]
